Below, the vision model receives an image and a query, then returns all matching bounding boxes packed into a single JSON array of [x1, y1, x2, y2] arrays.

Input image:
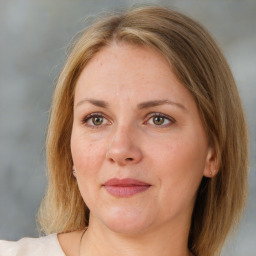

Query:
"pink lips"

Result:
[[103, 178, 151, 197]]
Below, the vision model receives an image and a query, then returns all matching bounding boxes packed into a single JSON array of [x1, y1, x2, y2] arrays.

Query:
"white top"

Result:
[[0, 234, 66, 256]]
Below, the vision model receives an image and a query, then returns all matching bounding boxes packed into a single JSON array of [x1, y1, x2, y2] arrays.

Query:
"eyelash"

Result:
[[81, 112, 175, 129], [144, 113, 176, 127], [81, 112, 110, 129]]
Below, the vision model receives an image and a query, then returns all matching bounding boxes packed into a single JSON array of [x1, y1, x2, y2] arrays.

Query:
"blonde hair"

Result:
[[38, 5, 248, 256]]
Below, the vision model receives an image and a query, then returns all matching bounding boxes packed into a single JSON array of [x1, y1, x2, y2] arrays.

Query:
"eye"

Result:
[[91, 116, 104, 125], [82, 113, 110, 128], [145, 113, 175, 127]]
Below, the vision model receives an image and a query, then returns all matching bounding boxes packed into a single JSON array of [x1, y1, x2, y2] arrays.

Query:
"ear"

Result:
[[72, 165, 77, 178], [203, 146, 218, 178]]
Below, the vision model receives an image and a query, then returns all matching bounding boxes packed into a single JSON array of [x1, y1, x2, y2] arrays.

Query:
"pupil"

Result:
[[154, 116, 164, 125], [93, 117, 103, 125]]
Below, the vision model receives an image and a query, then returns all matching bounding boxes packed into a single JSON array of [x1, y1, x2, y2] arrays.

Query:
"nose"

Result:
[[106, 126, 143, 166]]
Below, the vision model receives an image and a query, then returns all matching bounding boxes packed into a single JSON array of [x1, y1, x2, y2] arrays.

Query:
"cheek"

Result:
[[70, 133, 107, 205], [71, 134, 106, 206], [155, 131, 207, 171], [152, 131, 207, 198], [71, 132, 106, 172]]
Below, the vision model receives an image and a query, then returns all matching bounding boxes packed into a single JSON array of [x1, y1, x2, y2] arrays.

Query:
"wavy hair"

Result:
[[38, 5, 248, 256]]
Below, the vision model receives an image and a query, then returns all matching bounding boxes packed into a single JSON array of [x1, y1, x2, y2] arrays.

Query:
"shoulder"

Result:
[[0, 234, 65, 256]]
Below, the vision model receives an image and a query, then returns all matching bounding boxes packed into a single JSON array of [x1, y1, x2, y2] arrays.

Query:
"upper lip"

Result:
[[103, 178, 150, 186]]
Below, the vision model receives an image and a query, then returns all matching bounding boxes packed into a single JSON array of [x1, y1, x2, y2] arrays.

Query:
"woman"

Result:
[[0, 5, 248, 256]]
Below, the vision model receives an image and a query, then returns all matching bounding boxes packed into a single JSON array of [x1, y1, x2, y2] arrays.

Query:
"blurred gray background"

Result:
[[0, 0, 255, 255]]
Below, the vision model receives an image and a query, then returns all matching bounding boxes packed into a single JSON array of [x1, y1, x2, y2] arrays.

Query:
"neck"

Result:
[[80, 214, 192, 256]]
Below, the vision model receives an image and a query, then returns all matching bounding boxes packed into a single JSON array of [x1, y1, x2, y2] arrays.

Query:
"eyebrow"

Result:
[[138, 99, 187, 111], [76, 98, 109, 108], [76, 98, 186, 111]]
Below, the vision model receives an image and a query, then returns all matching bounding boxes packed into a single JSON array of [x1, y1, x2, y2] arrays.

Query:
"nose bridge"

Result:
[[106, 122, 142, 165]]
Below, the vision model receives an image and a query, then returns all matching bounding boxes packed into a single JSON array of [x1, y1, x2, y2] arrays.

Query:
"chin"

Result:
[[100, 207, 155, 235]]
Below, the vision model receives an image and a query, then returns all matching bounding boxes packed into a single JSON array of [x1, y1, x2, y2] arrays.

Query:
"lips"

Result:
[[103, 178, 151, 197]]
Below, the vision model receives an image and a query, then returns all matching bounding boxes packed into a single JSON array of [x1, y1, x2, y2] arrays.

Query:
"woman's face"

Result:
[[71, 43, 215, 234]]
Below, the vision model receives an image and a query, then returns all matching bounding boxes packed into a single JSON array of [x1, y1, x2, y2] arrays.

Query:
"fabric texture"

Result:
[[0, 234, 65, 256]]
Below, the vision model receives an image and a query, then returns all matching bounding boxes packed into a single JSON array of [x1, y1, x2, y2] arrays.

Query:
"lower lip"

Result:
[[104, 185, 150, 197]]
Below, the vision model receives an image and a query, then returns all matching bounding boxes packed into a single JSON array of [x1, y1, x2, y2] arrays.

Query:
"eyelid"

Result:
[[80, 112, 175, 128], [82, 112, 102, 122], [81, 112, 111, 128], [144, 112, 176, 126]]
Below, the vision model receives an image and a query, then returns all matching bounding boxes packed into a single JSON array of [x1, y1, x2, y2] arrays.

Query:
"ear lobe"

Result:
[[203, 147, 219, 178], [72, 165, 77, 178]]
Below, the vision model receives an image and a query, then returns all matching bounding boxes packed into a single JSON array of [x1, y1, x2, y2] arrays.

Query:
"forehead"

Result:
[[74, 43, 194, 107], [78, 43, 171, 81]]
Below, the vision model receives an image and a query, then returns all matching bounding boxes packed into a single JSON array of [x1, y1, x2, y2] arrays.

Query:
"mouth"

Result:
[[103, 178, 151, 197]]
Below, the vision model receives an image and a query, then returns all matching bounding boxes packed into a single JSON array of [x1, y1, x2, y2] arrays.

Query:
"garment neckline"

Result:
[[50, 233, 67, 256]]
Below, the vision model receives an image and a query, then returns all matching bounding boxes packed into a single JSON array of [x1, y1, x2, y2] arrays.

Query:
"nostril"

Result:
[[126, 158, 134, 161]]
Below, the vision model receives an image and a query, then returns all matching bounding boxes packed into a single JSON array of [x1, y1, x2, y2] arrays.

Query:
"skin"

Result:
[[58, 42, 216, 256]]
